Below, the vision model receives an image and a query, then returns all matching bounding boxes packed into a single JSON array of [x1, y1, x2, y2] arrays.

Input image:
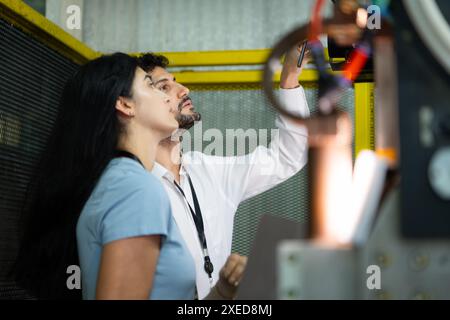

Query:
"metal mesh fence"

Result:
[[0, 17, 79, 299]]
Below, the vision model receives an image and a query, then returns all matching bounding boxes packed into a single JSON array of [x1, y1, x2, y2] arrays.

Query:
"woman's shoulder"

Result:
[[82, 158, 173, 245], [88, 157, 170, 209], [104, 158, 163, 190]]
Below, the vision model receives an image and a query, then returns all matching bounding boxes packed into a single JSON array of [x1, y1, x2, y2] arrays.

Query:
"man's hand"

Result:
[[280, 41, 311, 89], [215, 253, 248, 299]]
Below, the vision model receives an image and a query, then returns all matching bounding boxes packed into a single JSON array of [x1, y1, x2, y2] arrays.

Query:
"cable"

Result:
[[403, 0, 450, 74]]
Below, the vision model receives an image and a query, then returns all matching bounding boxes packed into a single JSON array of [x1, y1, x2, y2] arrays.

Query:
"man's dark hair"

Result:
[[137, 53, 169, 73]]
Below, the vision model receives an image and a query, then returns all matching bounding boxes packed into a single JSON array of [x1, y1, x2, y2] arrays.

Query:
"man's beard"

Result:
[[177, 96, 201, 130], [176, 112, 201, 130]]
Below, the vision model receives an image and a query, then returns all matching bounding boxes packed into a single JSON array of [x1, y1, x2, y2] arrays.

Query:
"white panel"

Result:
[[47, 0, 334, 53]]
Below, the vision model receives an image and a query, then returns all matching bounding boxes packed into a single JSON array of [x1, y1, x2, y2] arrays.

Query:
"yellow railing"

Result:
[[131, 47, 339, 67], [133, 48, 342, 85], [354, 82, 375, 157], [132, 49, 272, 67], [171, 69, 321, 86]]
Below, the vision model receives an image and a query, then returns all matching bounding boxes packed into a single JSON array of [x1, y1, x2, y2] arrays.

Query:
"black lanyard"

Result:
[[173, 175, 214, 280], [114, 150, 145, 168]]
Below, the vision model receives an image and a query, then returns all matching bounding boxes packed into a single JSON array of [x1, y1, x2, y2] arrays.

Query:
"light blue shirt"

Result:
[[76, 157, 196, 300]]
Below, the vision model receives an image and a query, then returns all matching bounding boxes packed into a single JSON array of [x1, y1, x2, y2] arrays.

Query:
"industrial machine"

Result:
[[239, 0, 450, 300]]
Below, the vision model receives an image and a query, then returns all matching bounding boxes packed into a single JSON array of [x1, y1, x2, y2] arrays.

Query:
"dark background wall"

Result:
[[0, 17, 78, 299]]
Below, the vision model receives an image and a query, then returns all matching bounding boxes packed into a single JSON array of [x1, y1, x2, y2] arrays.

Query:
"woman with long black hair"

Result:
[[14, 52, 196, 299]]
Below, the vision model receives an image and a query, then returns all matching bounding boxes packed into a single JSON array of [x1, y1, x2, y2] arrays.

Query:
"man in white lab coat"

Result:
[[138, 44, 310, 299]]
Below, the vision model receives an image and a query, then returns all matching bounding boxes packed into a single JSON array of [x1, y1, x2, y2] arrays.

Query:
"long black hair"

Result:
[[13, 53, 141, 299]]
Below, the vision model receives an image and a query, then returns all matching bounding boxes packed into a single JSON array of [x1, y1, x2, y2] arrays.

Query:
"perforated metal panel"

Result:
[[0, 17, 79, 299], [186, 84, 355, 255], [75, 0, 331, 53]]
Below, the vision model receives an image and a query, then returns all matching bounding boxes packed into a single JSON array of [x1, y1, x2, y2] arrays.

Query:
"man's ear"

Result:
[[115, 96, 135, 117]]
